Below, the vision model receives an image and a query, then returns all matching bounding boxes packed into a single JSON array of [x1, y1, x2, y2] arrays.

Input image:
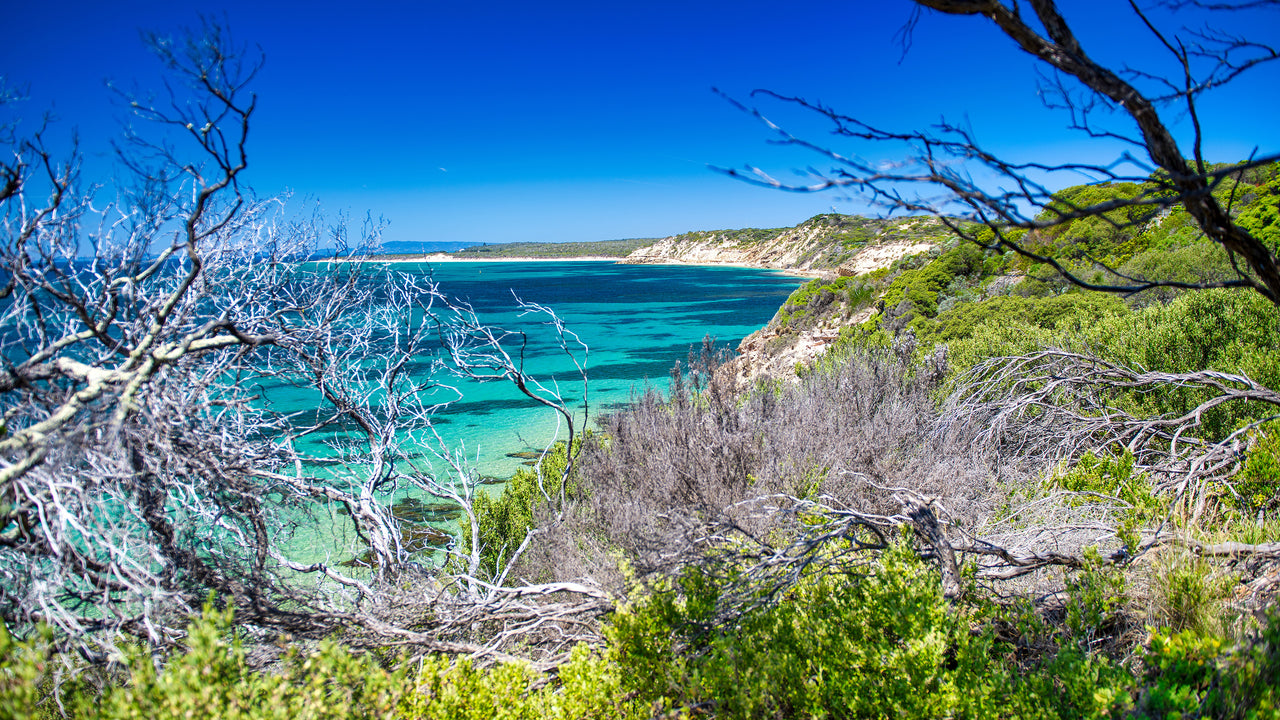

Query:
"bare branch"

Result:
[[725, 0, 1280, 305], [0, 24, 610, 669]]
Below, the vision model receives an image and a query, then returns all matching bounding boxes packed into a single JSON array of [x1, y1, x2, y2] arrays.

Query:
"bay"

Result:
[[261, 259, 805, 564], [273, 260, 805, 478]]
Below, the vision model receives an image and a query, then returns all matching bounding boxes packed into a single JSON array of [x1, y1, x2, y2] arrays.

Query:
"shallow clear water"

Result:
[[260, 260, 804, 564], [278, 260, 804, 478]]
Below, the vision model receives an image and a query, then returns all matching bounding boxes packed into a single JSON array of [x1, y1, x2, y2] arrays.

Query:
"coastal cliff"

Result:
[[621, 213, 953, 387], [621, 213, 948, 274]]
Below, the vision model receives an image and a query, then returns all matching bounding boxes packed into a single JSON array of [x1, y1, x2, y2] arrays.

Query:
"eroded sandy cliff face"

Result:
[[719, 306, 876, 391], [623, 213, 954, 388], [624, 221, 835, 271], [622, 214, 948, 275]]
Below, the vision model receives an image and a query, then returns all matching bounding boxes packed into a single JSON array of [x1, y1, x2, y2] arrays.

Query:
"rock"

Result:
[[391, 496, 463, 523], [340, 523, 454, 568]]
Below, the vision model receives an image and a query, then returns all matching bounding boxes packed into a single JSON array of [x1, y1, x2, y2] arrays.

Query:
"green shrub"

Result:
[[942, 290, 1280, 443], [1234, 421, 1280, 513], [1063, 547, 1129, 646], [1019, 182, 1159, 270], [1238, 171, 1280, 255], [9, 554, 1268, 719], [71, 601, 405, 719], [1053, 451, 1166, 554], [466, 440, 583, 578], [398, 646, 638, 720], [1117, 240, 1237, 307], [608, 539, 1131, 719], [29, 600, 640, 720], [1086, 289, 1280, 441], [773, 275, 877, 333], [0, 624, 52, 719], [1140, 612, 1280, 720], [921, 293, 1127, 349], [880, 242, 990, 323], [941, 318, 1062, 378]]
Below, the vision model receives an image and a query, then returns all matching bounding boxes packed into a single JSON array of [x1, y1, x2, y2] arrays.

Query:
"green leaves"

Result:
[[467, 440, 583, 579], [75, 601, 407, 720], [1141, 615, 1280, 720], [1053, 451, 1166, 554], [605, 539, 1135, 719], [1238, 172, 1280, 256], [1235, 422, 1280, 514], [1064, 547, 1128, 644]]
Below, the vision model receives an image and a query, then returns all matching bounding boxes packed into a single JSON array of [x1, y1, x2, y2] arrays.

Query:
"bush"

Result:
[[879, 242, 990, 323], [1234, 421, 1280, 514], [3, 545, 1265, 720], [1020, 182, 1159, 270], [1238, 171, 1280, 255], [577, 348, 959, 570], [1118, 241, 1237, 307], [608, 539, 1133, 719], [16, 599, 641, 720], [0, 624, 51, 719], [1086, 289, 1280, 441], [938, 290, 1280, 443], [466, 440, 582, 578], [921, 293, 1127, 349], [1053, 451, 1166, 554], [1063, 546, 1129, 647], [773, 275, 876, 333], [1141, 612, 1280, 720], [63, 601, 406, 719]]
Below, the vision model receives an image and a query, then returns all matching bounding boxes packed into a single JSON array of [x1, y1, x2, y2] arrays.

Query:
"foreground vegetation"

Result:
[[9, 166, 1280, 718], [6, 539, 1277, 718], [5, 5, 1280, 714]]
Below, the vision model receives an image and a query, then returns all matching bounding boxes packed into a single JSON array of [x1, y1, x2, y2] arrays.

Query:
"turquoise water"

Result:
[[327, 260, 803, 477], [256, 260, 803, 562]]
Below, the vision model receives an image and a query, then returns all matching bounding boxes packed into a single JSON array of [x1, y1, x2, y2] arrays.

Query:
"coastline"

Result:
[[620, 257, 825, 279], [310, 255, 815, 485], [350, 253, 826, 279], [365, 253, 623, 263]]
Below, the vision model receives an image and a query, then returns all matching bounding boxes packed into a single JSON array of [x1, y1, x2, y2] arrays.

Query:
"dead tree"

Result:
[[721, 0, 1280, 305], [428, 293, 588, 523], [0, 22, 608, 665]]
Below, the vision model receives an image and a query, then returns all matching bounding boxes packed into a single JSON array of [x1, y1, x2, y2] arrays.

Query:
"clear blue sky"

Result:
[[4, 1, 1278, 246]]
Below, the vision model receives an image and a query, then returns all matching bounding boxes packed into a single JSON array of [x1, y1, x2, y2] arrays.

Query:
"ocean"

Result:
[[276, 260, 804, 476], [258, 260, 805, 562]]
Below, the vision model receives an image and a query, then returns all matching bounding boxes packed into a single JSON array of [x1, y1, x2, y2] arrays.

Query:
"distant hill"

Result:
[[363, 217, 955, 271], [379, 240, 478, 254]]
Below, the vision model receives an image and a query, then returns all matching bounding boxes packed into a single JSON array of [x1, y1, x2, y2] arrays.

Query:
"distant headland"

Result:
[[365, 213, 950, 279]]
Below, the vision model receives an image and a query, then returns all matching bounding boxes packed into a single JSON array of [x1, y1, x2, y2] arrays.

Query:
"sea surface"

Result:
[[276, 260, 804, 477], [261, 260, 805, 562]]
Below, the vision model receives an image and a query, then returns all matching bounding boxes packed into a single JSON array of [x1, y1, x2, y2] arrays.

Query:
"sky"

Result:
[[3, 0, 1279, 247]]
